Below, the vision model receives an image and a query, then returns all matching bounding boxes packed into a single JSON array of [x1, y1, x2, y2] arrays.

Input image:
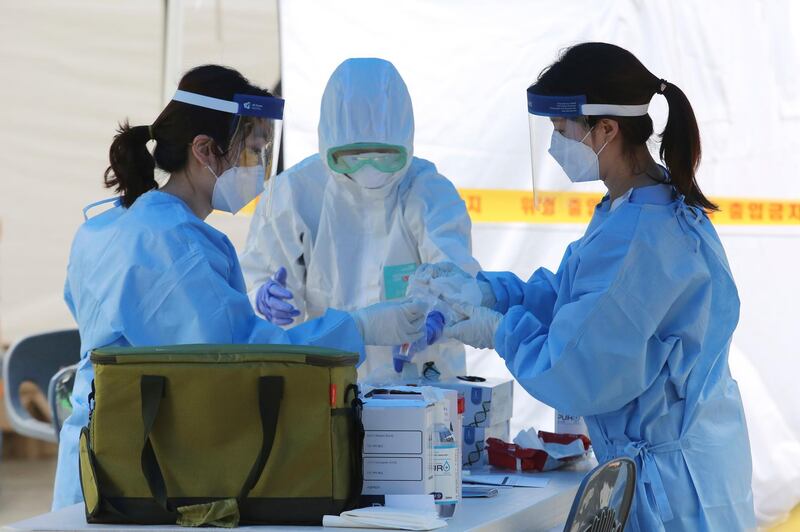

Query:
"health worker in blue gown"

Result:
[[52, 65, 426, 510], [429, 43, 756, 531]]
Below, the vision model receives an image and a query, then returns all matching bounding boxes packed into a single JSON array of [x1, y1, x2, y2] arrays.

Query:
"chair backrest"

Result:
[[2, 329, 81, 442], [563, 457, 637, 532]]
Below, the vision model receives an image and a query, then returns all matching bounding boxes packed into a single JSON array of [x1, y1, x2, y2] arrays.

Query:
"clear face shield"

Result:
[[526, 91, 650, 202], [171, 90, 284, 214]]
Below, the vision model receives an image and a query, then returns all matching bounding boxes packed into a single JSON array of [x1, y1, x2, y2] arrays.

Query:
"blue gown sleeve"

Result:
[[119, 230, 365, 362], [478, 243, 574, 316], [64, 278, 77, 321], [494, 231, 690, 416], [479, 269, 560, 322]]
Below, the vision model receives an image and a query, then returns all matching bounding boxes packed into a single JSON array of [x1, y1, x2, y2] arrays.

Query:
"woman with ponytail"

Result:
[[53, 65, 426, 509], [430, 43, 755, 530]]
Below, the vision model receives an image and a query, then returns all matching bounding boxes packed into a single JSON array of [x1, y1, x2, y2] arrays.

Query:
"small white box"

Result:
[[433, 388, 462, 507], [435, 377, 514, 428], [462, 421, 510, 468], [361, 393, 435, 496]]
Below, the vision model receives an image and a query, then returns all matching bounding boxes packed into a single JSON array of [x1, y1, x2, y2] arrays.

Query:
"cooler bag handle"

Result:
[[140, 374, 284, 525]]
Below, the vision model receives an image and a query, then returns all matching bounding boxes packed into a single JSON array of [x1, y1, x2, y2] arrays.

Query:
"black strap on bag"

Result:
[[140, 375, 170, 513], [139, 375, 284, 522], [343, 383, 364, 510], [237, 376, 283, 501]]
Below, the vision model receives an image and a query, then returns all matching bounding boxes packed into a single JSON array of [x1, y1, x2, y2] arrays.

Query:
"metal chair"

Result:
[[49, 362, 78, 437], [3, 329, 81, 442], [563, 457, 637, 532]]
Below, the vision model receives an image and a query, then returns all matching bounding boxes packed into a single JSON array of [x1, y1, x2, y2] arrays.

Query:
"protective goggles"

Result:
[[526, 90, 650, 201], [172, 89, 284, 212], [326, 143, 408, 174]]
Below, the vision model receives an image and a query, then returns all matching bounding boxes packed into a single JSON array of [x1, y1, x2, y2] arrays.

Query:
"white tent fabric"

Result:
[[0, 1, 164, 346], [278, 0, 800, 524], [0, 0, 280, 346]]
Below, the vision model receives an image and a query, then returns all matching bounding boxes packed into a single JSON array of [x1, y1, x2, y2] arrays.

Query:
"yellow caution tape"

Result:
[[240, 188, 800, 226], [456, 189, 800, 226]]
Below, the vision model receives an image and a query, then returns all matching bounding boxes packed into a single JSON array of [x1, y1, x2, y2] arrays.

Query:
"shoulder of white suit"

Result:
[[269, 154, 331, 200], [402, 157, 460, 197]]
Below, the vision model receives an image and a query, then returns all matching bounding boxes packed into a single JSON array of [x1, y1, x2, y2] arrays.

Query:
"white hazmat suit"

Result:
[[241, 58, 480, 383]]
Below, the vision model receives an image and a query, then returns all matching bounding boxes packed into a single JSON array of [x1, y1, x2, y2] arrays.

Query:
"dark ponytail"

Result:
[[105, 122, 156, 207], [104, 64, 271, 208], [659, 81, 717, 211], [530, 42, 717, 212]]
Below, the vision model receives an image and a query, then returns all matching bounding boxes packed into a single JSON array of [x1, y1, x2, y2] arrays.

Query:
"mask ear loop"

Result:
[[581, 126, 611, 156], [205, 164, 219, 179], [191, 138, 219, 199]]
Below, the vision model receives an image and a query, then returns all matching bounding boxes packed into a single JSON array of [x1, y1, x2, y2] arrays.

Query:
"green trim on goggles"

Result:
[[327, 143, 408, 174]]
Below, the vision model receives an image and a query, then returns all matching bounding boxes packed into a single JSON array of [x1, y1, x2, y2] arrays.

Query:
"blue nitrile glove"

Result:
[[393, 311, 446, 373], [255, 267, 301, 325], [425, 310, 445, 345]]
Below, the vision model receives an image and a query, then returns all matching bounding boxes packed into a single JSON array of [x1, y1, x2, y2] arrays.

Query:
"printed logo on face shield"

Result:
[[241, 100, 264, 112]]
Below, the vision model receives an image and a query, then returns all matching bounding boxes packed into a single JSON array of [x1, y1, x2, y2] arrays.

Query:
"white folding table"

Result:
[[6, 462, 593, 532]]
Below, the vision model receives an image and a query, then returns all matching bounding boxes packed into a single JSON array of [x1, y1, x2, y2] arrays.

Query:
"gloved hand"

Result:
[[392, 311, 446, 373], [417, 262, 496, 308], [443, 303, 503, 349], [255, 267, 301, 325], [351, 299, 427, 346]]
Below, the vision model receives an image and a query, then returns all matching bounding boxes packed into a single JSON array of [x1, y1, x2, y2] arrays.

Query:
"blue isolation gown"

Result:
[[481, 184, 755, 531], [53, 190, 365, 510]]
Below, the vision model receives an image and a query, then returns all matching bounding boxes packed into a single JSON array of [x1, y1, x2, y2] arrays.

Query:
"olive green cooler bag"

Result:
[[78, 344, 363, 527]]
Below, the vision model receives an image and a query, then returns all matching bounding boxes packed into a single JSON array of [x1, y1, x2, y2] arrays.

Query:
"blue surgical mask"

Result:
[[548, 128, 609, 183]]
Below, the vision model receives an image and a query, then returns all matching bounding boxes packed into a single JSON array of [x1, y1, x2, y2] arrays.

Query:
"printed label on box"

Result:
[[364, 457, 423, 481], [364, 430, 423, 454]]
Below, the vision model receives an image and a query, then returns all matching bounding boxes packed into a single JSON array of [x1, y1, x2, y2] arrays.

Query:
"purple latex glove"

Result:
[[255, 267, 301, 325]]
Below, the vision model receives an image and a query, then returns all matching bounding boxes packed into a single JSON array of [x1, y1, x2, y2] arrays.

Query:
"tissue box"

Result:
[[461, 421, 510, 467], [435, 377, 513, 429], [361, 392, 435, 496]]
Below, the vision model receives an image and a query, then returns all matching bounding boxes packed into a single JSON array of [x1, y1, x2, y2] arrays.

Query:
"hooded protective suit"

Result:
[[241, 58, 480, 383]]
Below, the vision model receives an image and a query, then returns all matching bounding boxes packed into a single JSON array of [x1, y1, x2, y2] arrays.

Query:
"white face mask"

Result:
[[346, 165, 395, 189], [548, 128, 609, 183], [208, 164, 265, 214]]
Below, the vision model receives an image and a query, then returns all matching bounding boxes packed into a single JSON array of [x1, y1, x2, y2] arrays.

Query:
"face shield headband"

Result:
[[526, 90, 651, 203]]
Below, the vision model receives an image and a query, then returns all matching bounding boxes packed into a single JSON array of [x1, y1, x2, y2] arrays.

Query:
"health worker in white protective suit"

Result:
[[241, 58, 480, 383]]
